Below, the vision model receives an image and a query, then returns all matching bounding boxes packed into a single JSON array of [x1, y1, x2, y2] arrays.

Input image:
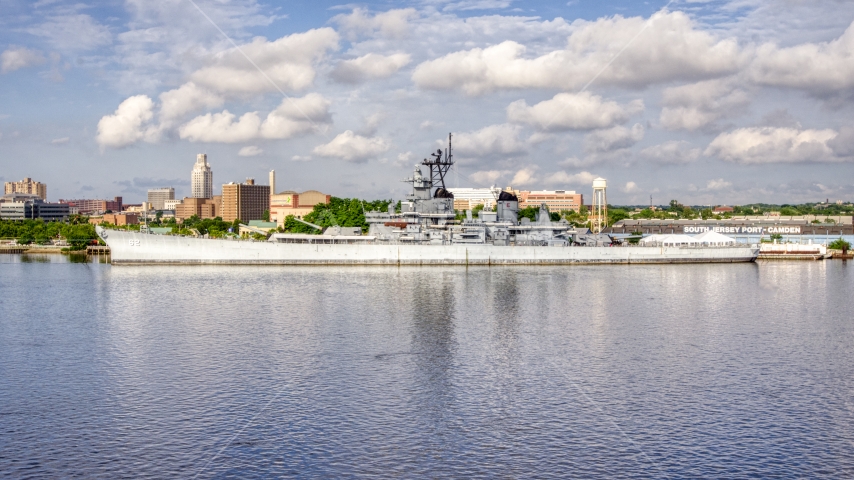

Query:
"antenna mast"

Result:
[[422, 132, 454, 192]]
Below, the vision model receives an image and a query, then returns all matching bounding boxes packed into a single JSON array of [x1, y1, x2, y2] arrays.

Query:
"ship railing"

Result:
[[629, 242, 757, 248]]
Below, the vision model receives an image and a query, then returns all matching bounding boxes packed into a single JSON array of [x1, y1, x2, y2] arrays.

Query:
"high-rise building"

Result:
[[221, 179, 270, 222], [191, 154, 213, 198], [5, 177, 47, 200], [591, 178, 607, 234], [147, 187, 175, 210]]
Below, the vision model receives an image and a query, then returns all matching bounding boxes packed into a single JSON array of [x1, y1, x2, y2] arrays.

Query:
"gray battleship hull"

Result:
[[99, 229, 759, 265]]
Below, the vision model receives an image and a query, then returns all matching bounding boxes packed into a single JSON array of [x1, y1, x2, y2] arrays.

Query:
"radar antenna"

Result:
[[421, 133, 454, 193]]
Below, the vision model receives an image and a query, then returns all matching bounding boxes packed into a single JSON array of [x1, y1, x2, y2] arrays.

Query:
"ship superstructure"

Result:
[[270, 134, 607, 247]]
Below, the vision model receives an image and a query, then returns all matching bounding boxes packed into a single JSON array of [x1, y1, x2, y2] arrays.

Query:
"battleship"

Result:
[[98, 135, 759, 265]]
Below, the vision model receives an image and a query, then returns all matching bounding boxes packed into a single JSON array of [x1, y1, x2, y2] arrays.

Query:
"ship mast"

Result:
[[422, 133, 454, 193]]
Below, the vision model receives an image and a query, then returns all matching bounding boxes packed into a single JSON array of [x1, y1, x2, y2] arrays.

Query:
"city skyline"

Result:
[[2, 1, 854, 205]]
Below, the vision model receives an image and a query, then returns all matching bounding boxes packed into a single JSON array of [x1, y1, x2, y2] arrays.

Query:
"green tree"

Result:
[[262, 209, 270, 222], [517, 206, 538, 222], [18, 232, 34, 245], [607, 208, 629, 226], [829, 238, 851, 251], [634, 208, 654, 219]]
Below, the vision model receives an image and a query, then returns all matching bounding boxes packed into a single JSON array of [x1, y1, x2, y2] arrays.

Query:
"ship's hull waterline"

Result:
[[99, 229, 759, 265]]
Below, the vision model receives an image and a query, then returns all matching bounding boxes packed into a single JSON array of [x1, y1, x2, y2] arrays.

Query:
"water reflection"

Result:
[[18, 253, 51, 263], [408, 271, 458, 432], [67, 253, 89, 263], [2, 259, 854, 478]]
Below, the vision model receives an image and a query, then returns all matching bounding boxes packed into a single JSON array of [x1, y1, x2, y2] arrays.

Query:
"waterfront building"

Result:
[[4, 177, 47, 200], [610, 216, 854, 236], [174, 196, 221, 221], [147, 187, 175, 210], [221, 179, 270, 222], [35, 202, 71, 222], [59, 197, 123, 215], [270, 190, 330, 227], [191, 154, 213, 198], [0, 193, 69, 221]]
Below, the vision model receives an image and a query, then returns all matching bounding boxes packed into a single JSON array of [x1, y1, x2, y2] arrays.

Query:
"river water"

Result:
[[2, 254, 853, 478]]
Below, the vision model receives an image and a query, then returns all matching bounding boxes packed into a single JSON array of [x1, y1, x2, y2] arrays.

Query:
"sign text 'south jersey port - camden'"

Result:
[[683, 226, 802, 234]]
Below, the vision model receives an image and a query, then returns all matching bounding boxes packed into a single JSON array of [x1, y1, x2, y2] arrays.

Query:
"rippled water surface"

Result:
[[2, 254, 853, 478]]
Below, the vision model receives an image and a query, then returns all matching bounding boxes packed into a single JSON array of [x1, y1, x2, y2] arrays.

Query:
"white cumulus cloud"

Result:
[[510, 166, 538, 186], [179, 111, 261, 143], [705, 127, 843, 164], [331, 53, 411, 83], [158, 82, 224, 127], [508, 92, 643, 132], [96, 95, 159, 149], [238, 146, 263, 157], [313, 130, 390, 163], [178, 94, 332, 143], [190, 28, 339, 96], [451, 124, 526, 158], [750, 20, 854, 97], [412, 11, 743, 95]]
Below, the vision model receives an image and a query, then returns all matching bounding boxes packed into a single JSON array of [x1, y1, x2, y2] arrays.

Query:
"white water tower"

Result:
[[592, 177, 607, 234]]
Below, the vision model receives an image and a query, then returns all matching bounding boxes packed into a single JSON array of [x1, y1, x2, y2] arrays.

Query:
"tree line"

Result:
[[0, 216, 98, 249]]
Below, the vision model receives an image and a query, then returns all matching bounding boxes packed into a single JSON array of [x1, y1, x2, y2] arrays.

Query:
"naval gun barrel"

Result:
[[293, 217, 323, 231]]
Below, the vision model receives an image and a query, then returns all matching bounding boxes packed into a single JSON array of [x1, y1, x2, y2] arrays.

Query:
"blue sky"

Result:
[[1, 0, 854, 205]]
